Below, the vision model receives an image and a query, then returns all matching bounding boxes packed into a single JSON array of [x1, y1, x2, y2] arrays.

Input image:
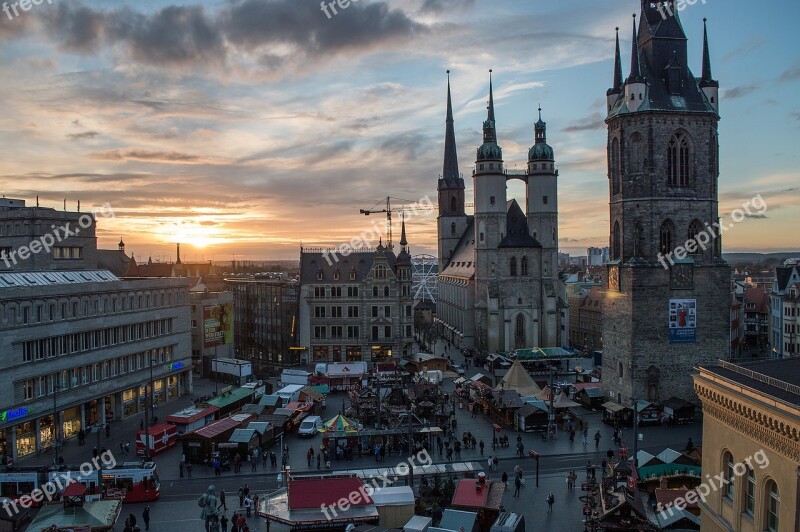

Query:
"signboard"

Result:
[[203, 303, 233, 347], [669, 298, 696, 343], [1, 407, 29, 423]]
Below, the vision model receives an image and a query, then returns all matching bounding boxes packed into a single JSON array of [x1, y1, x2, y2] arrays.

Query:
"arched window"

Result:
[[659, 220, 675, 256], [610, 137, 620, 195], [510, 257, 517, 277], [450, 222, 456, 236], [688, 219, 703, 252], [450, 196, 457, 213], [383, 286, 389, 297], [618, 362, 624, 378], [744, 466, 755, 516], [667, 132, 691, 187], [709, 131, 717, 177], [629, 132, 643, 172], [765, 480, 779, 531], [612, 221, 621, 260], [723, 451, 735, 500], [514, 314, 525, 349], [521, 256, 528, 276]]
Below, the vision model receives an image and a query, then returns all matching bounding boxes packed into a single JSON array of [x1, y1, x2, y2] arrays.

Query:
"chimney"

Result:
[[176, 243, 182, 264]]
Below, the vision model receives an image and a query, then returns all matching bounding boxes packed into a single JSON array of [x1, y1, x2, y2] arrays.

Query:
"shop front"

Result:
[[38, 415, 56, 449], [312, 346, 329, 361], [370, 345, 393, 361], [153, 379, 164, 407], [167, 376, 179, 401], [123, 388, 139, 417], [86, 396, 114, 425], [346, 346, 362, 361], [15, 421, 36, 458], [62, 407, 81, 440]]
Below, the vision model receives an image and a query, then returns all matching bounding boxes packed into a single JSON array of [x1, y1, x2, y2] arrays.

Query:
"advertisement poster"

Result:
[[669, 299, 696, 343], [203, 303, 233, 347]]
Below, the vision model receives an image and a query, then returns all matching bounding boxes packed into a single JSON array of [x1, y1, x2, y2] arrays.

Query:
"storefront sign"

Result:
[[1, 407, 29, 423], [668, 298, 697, 343], [168, 361, 184, 371]]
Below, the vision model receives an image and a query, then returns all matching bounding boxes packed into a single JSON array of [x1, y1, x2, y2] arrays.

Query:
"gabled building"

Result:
[[769, 259, 800, 358], [298, 223, 414, 363]]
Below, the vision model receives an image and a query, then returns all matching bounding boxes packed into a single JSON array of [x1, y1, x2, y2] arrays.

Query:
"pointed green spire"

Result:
[[488, 69, 495, 123], [442, 70, 460, 183], [627, 14, 644, 83], [700, 18, 718, 87], [613, 26, 623, 90]]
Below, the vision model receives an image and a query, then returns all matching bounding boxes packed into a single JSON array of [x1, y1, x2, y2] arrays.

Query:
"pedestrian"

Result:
[[186, 462, 192, 478], [270, 451, 277, 468], [120, 441, 125, 455], [566, 472, 573, 491], [380, 444, 386, 462], [140, 419, 144, 431], [128, 513, 137, 529], [501, 471, 508, 484], [307, 449, 313, 467], [179, 461, 184, 478], [220, 514, 228, 532], [479, 439, 484, 455], [437, 438, 443, 456], [251, 450, 258, 472], [547, 491, 555, 512], [142, 505, 150, 530], [244, 495, 252, 517], [262, 450, 268, 470], [219, 489, 227, 511], [594, 430, 601, 450], [493, 456, 498, 472], [93, 447, 98, 460], [125, 441, 130, 454], [238, 486, 244, 507], [105, 424, 111, 438], [607, 448, 614, 461], [513, 475, 521, 497], [317, 454, 321, 469], [582, 428, 588, 446], [243, 484, 249, 499]]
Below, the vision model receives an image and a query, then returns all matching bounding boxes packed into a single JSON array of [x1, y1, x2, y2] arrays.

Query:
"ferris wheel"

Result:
[[412, 254, 438, 303]]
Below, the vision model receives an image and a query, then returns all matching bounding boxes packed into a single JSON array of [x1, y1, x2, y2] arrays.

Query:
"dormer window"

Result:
[[350, 269, 356, 280], [333, 270, 340, 280], [317, 270, 323, 281]]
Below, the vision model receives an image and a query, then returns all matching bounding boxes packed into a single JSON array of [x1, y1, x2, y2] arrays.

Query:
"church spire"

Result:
[[627, 14, 643, 83], [487, 69, 495, 123], [613, 27, 623, 91], [481, 69, 497, 145], [700, 18, 718, 87], [442, 70, 460, 184], [399, 213, 408, 248]]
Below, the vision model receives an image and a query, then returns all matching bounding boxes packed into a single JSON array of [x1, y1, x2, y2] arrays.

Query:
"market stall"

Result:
[[601, 401, 633, 427]]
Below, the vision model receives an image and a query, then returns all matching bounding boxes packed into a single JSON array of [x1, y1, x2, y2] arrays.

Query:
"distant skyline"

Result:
[[0, 0, 798, 261]]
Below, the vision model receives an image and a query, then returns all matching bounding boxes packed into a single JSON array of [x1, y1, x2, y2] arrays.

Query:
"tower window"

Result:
[[521, 256, 528, 276], [660, 220, 675, 256], [479, 232, 485, 242], [451, 222, 456, 236], [629, 133, 643, 172], [688, 220, 703, 253], [709, 132, 717, 177], [610, 137, 620, 195], [667, 132, 691, 187], [612, 221, 621, 260], [542, 196, 548, 205], [510, 257, 517, 277], [490, 196, 496, 205], [450, 196, 457, 213]]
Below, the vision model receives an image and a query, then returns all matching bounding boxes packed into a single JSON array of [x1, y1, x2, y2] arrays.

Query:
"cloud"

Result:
[[419, 0, 475, 14], [722, 34, 766, 63], [723, 84, 759, 100], [89, 149, 228, 164], [779, 61, 800, 83], [562, 113, 604, 133], [67, 131, 100, 140]]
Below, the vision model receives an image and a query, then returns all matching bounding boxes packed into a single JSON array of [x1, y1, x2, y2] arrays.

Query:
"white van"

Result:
[[298, 415, 323, 437]]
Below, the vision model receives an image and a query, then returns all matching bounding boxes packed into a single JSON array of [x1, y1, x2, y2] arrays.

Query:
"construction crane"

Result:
[[359, 195, 475, 249]]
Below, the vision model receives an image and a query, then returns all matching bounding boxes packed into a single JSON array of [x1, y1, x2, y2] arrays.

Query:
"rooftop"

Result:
[[0, 269, 118, 288], [699, 358, 800, 408]]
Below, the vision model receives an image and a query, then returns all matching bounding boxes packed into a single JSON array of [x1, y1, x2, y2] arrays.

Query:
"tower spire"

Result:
[[399, 212, 408, 248], [613, 26, 623, 90], [700, 18, 717, 87], [442, 70, 460, 183], [628, 14, 643, 82], [487, 69, 495, 123]]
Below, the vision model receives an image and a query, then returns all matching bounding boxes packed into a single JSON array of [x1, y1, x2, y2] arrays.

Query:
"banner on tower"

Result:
[[668, 299, 696, 343]]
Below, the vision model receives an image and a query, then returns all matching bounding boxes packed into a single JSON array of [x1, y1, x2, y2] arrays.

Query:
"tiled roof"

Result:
[[299, 250, 398, 284], [700, 359, 800, 408]]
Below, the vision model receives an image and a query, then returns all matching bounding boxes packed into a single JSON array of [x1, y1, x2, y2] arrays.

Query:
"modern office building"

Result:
[[225, 277, 300, 374], [0, 199, 192, 462], [693, 359, 799, 532]]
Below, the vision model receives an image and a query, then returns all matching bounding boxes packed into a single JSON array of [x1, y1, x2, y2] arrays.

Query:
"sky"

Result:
[[0, 0, 798, 262]]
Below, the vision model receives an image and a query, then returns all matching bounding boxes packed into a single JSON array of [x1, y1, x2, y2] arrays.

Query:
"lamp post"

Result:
[[143, 357, 157, 460], [53, 383, 61, 466], [407, 405, 414, 488], [631, 397, 639, 470]]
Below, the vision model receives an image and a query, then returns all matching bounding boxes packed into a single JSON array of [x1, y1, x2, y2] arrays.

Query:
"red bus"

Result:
[[100, 461, 160, 503]]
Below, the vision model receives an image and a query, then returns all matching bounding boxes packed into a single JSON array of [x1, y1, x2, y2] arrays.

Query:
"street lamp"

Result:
[[53, 383, 61, 466], [143, 357, 158, 460]]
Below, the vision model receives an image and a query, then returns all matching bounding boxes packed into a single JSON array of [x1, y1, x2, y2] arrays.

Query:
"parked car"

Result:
[[298, 416, 323, 438]]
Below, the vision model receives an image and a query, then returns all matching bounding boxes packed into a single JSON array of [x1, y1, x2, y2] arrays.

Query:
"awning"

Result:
[[601, 401, 627, 413]]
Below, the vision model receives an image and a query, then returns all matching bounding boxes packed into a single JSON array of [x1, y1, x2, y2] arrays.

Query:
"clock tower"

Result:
[[601, 4, 730, 405]]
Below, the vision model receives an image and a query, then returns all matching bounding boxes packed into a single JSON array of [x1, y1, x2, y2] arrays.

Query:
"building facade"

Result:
[[225, 278, 300, 374], [770, 260, 800, 358], [743, 287, 770, 355], [693, 359, 799, 532], [298, 228, 414, 364], [601, 5, 730, 404], [0, 199, 192, 462], [587, 247, 610, 266], [436, 74, 566, 353], [568, 285, 603, 354]]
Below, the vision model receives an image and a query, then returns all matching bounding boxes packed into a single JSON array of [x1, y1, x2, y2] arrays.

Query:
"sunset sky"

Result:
[[0, 0, 798, 262]]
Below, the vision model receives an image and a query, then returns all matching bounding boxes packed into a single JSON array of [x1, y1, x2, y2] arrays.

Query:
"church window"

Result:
[[709, 132, 717, 177], [659, 220, 675, 256], [451, 222, 456, 236], [543, 261, 549, 275], [542, 196, 548, 205], [610, 137, 620, 195], [490, 196, 496, 205], [688, 220, 703, 253], [612, 221, 621, 260], [450, 196, 457, 213], [667, 131, 691, 187], [514, 314, 526, 349], [521, 256, 528, 276], [618, 362, 623, 378], [629, 133, 643, 172], [479, 232, 485, 242], [510, 257, 517, 277]]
